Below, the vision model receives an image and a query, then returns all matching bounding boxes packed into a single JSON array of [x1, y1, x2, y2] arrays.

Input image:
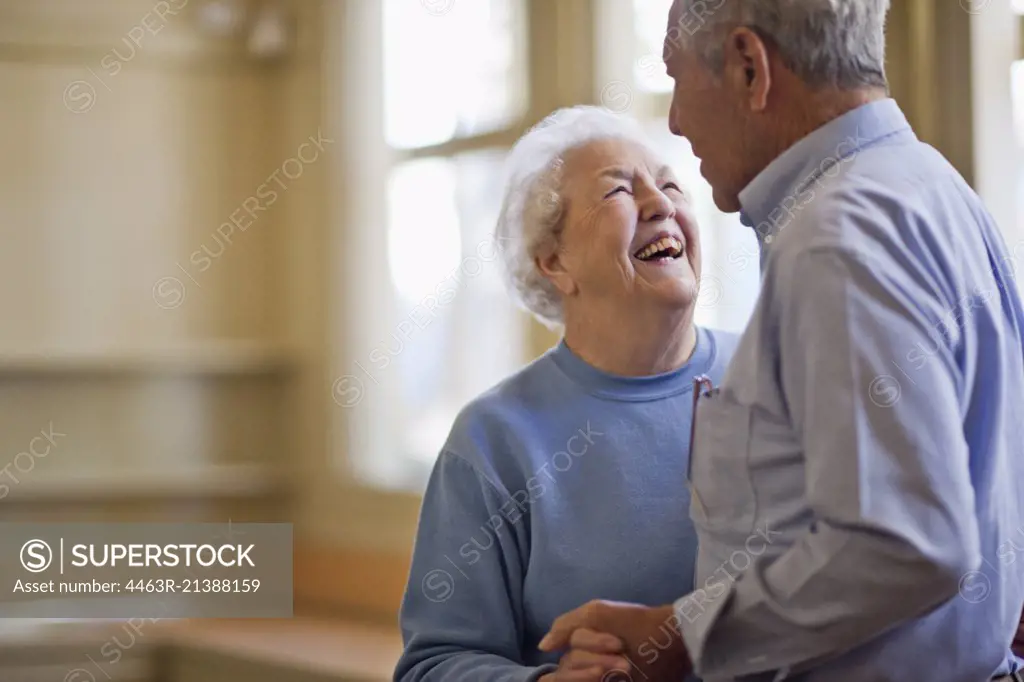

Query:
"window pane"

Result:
[[1012, 61, 1024, 148], [634, 0, 675, 93], [1010, 60, 1024, 270], [386, 157, 461, 446], [643, 121, 760, 333], [383, 0, 528, 149], [450, 150, 524, 401], [387, 158, 463, 304], [379, 150, 525, 486]]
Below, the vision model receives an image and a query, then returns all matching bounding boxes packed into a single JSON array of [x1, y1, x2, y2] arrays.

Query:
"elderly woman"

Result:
[[393, 105, 737, 682]]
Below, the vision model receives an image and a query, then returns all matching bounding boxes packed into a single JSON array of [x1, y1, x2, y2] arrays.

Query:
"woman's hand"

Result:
[[539, 628, 631, 682]]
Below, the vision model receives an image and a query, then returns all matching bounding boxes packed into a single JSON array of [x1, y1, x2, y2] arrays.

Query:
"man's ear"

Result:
[[535, 241, 577, 297], [724, 27, 771, 112]]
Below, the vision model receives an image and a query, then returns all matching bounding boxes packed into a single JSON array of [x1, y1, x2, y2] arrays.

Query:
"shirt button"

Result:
[[764, 235, 774, 244]]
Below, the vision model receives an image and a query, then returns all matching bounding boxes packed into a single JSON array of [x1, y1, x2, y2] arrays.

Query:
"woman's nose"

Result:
[[640, 187, 676, 223]]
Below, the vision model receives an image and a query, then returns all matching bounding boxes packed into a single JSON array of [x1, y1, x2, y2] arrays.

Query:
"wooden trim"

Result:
[[396, 127, 527, 160], [0, 464, 284, 504], [293, 542, 411, 623], [907, 0, 939, 144], [0, 0, 321, 67], [0, 342, 296, 376]]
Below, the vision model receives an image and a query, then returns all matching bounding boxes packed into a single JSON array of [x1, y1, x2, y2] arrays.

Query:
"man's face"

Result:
[[663, 8, 752, 213]]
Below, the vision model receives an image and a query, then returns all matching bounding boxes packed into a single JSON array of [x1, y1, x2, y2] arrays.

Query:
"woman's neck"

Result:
[[561, 305, 697, 377]]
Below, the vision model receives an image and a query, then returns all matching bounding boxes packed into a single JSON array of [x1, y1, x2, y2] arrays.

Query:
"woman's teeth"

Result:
[[635, 236, 683, 261]]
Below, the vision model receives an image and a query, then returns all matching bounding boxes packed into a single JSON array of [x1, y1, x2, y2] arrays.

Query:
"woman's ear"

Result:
[[535, 240, 577, 297]]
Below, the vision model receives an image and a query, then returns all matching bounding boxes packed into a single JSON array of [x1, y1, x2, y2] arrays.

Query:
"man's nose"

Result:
[[669, 116, 681, 137], [668, 105, 682, 136]]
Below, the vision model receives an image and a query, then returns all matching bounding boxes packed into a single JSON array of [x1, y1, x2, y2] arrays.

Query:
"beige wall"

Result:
[[0, 0, 414, 603], [0, 0, 318, 521]]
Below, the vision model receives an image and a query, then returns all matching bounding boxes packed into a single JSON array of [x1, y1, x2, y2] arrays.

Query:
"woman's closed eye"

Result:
[[604, 185, 632, 199], [663, 182, 692, 202]]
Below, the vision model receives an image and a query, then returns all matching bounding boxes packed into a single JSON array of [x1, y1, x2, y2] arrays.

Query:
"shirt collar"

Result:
[[737, 98, 915, 241]]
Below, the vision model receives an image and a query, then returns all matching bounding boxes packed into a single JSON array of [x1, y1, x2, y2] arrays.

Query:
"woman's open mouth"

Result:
[[633, 235, 684, 263]]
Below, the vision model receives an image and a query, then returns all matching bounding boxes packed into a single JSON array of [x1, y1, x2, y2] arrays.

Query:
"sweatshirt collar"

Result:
[[551, 327, 716, 402]]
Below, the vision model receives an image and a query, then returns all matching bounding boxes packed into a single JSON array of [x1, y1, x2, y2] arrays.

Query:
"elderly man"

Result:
[[539, 1, 1024, 681]]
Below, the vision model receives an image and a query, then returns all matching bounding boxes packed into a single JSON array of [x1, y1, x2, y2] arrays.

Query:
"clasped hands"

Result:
[[536, 600, 692, 682]]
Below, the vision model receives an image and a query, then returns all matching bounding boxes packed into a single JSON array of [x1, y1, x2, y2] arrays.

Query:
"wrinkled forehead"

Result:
[[560, 137, 672, 185]]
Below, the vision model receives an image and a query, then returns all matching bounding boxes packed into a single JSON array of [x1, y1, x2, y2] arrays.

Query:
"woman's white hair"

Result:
[[670, 0, 890, 89], [494, 106, 657, 329]]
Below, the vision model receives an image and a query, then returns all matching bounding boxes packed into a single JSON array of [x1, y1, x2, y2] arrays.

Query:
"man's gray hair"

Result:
[[670, 0, 890, 89]]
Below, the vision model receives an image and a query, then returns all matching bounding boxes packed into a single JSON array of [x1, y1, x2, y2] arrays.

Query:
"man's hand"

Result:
[[537, 628, 632, 682], [538, 601, 692, 682]]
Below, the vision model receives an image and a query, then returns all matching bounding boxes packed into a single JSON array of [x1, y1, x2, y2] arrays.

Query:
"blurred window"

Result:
[[383, 0, 526, 148], [348, 0, 760, 491], [350, 0, 528, 489]]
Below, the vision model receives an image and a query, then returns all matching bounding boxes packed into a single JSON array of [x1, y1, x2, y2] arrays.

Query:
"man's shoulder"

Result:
[[774, 145, 983, 268]]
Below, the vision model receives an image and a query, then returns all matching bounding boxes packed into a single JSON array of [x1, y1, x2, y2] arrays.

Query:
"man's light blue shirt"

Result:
[[676, 98, 1024, 681]]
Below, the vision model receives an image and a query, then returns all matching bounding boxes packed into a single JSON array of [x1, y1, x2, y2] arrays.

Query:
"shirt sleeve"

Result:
[[676, 245, 981, 679], [394, 450, 557, 682]]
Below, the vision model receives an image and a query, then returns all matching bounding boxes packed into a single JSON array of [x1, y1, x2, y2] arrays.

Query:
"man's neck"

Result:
[[734, 86, 887, 211], [561, 304, 697, 377], [768, 86, 888, 167]]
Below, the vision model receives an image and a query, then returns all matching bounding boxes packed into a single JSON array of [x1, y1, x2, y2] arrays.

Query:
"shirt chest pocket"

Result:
[[687, 391, 757, 537]]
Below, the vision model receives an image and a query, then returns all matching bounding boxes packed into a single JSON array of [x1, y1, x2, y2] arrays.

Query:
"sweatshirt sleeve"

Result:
[[394, 450, 557, 682]]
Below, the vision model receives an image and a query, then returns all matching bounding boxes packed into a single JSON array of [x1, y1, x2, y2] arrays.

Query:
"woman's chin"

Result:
[[647, 277, 699, 312], [629, 258, 699, 308]]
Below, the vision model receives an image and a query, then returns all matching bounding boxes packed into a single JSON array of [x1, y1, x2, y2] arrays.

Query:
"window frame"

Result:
[[326, 0, 602, 518], [326, 0, 764, 522], [353, 0, 533, 489]]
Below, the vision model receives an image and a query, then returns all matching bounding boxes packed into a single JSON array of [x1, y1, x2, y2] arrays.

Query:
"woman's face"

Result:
[[538, 137, 701, 319]]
